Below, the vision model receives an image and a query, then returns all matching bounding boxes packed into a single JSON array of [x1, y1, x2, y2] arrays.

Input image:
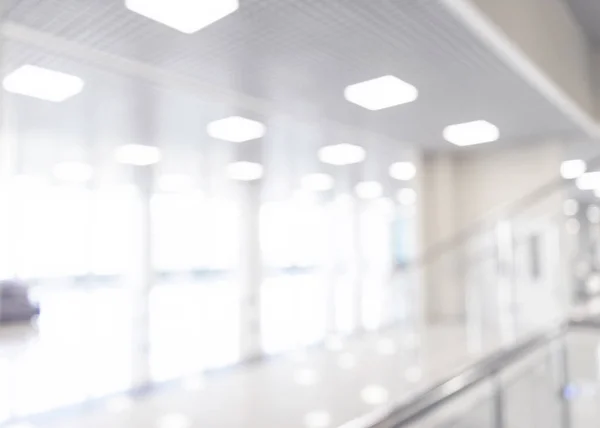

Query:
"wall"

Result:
[[421, 140, 567, 322]]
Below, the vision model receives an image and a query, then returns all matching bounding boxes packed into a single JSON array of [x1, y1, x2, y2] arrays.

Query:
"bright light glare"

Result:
[[561, 159, 586, 179], [3, 65, 84, 102], [344, 75, 418, 110], [158, 174, 194, 192], [355, 181, 383, 199], [10, 175, 47, 193], [443, 120, 499, 146], [125, 0, 239, 34], [105, 395, 134, 413], [389, 162, 416, 181], [304, 411, 332, 428], [115, 144, 161, 166], [53, 161, 93, 182], [318, 144, 366, 166], [577, 172, 600, 190], [360, 385, 390, 405], [157, 413, 192, 428], [294, 369, 318, 386], [397, 188, 417, 206], [207, 116, 266, 143], [226, 161, 263, 181], [301, 173, 334, 192]]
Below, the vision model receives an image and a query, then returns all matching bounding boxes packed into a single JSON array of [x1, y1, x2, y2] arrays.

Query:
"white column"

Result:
[[129, 166, 154, 387], [351, 196, 364, 332], [0, 58, 19, 280], [238, 181, 262, 360]]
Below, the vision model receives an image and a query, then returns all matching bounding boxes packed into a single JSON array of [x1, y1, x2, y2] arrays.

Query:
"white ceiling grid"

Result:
[[1, 0, 585, 149]]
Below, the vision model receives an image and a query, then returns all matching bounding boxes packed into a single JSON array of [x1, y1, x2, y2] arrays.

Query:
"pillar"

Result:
[[238, 180, 263, 360]]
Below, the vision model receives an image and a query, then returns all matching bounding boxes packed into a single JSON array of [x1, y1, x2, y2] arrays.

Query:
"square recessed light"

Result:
[[125, 0, 239, 34], [344, 75, 418, 111], [560, 159, 586, 179], [318, 144, 366, 166], [577, 172, 600, 190], [443, 120, 499, 146], [389, 162, 416, 181], [3, 65, 84, 102], [207, 116, 266, 143]]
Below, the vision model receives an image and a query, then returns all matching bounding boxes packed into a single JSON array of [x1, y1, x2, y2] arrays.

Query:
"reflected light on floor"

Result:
[[360, 385, 390, 405], [304, 410, 332, 428], [294, 368, 319, 386], [157, 413, 192, 428]]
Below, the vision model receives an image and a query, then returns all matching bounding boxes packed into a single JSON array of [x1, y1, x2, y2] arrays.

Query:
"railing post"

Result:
[[557, 338, 571, 428], [492, 374, 504, 428]]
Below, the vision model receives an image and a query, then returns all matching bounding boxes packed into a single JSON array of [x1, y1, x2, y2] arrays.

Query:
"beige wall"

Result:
[[421, 140, 567, 321]]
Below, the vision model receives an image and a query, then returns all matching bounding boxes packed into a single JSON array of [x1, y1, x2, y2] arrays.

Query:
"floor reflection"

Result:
[[0, 273, 394, 422]]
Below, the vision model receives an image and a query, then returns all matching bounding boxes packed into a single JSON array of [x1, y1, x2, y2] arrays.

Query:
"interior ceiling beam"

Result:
[[442, 0, 600, 139]]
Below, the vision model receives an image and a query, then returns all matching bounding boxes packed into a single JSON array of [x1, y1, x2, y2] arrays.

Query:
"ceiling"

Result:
[[0, 0, 587, 153], [565, 0, 600, 45]]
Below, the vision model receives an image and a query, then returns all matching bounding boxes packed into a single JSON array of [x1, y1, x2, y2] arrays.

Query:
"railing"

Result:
[[341, 314, 600, 428]]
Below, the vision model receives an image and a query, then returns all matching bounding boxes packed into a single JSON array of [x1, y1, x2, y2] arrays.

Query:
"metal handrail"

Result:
[[341, 316, 600, 428]]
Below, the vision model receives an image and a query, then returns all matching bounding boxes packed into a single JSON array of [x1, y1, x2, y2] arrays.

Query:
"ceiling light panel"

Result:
[[344, 75, 418, 110], [226, 161, 263, 181], [318, 144, 366, 166], [560, 159, 586, 179], [577, 172, 600, 190], [125, 0, 239, 34], [115, 144, 162, 166], [3, 65, 84, 102], [389, 162, 416, 181], [443, 120, 499, 146], [207, 116, 266, 143]]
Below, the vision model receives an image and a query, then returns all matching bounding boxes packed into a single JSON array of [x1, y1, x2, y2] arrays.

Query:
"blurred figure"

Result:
[[0, 279, 40, 324]]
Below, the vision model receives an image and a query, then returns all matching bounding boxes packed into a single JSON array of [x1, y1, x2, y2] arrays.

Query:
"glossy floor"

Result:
[[0, 279, 560, 428]]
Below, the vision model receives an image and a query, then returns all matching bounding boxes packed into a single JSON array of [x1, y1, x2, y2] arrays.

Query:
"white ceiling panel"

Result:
[[0, 0, 588, 150]]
